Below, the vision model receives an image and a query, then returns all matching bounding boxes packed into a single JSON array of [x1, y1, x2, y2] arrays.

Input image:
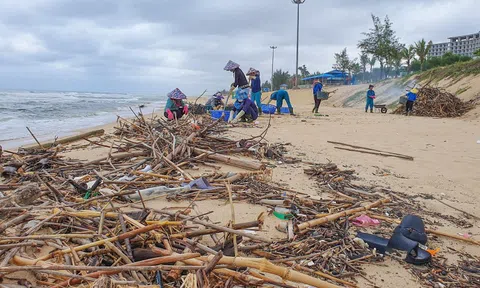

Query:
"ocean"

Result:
[[0, 91, 166, 149]]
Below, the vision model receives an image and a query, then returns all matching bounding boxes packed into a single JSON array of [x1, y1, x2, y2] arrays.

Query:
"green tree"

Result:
[[414, 39, 433, 71], [261, 80, 271, 90], [358, 14, 402, 79], [298, 65, 310, 85], [271, 69, 292, 90], [402, 45, 416, 72], [475, 49, 480, 57], [360, 52, 369, 81], [332, 48, 351, 73], [369, 56, 376, 73], [350, 61, 361, 76]]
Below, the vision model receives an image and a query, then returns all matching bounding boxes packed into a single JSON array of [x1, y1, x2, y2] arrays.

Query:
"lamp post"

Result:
[[270, 46, 277, 91], [292, 0, 305, 89]]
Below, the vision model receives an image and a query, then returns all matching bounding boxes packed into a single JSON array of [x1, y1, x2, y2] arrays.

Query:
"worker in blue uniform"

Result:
[[365, 84, 375, 113], [266, 87, 294, 115], [405, 88, 418, 115]]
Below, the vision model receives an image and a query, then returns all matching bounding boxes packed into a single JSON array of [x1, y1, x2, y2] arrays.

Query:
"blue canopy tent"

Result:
[[302, 70, 349, 85]]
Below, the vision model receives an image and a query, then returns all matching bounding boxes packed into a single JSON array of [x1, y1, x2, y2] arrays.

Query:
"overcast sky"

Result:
[[0, 0, 478, 95]]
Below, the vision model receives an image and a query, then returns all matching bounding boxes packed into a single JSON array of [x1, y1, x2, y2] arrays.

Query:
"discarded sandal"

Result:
[[356, 215, 432, 265]]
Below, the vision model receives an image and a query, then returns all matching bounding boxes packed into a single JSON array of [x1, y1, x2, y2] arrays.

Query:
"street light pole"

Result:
[[292, 0, 305, 89], [270, 46, 277, 91]]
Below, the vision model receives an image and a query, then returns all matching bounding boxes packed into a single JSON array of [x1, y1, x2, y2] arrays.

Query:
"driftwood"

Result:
[[327, 140, 414, 160], [192, 147, 265, 170], [21, 129, 105, 151]]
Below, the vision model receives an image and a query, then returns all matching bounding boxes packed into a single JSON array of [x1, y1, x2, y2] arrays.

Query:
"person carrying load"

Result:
[[405, 88, 418, 115], [164, 88, 188, 120], [228, 88, 258, 123], [266, 87, 294, 115], [312, 80, 323, 113], [205, 91, 225, 111]]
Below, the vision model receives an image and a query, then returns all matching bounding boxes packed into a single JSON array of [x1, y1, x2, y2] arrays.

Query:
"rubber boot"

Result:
[[258, 107, 262, 115], [370, 109, 373, 113], [289, 107, 295, 116], [314, 108, 319, 114], [276, 107, 281, 115]]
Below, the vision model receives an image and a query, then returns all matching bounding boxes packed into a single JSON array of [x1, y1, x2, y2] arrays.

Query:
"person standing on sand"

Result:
[[365, 84, 375, 113], [224, 60, 250, 100], [266, 87, 294, 115], [228, 88, 258, 123], [247, 68, 262, 115], [205, 92, 225, 111], [164, 88, 188, 120], [405, 88, 418, 115], [312, 80, 323, 113]]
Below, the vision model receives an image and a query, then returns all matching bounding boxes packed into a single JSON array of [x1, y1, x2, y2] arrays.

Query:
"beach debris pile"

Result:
[[393, 85, 479, 117], [0, 110, 479, 287]]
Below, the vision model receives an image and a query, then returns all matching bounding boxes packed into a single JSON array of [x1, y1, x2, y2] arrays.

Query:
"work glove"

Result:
[[232, 110, 245, 124], [228, 111, 235, 123], [166, 109, 174, 120], [183, 105, 189, 114]]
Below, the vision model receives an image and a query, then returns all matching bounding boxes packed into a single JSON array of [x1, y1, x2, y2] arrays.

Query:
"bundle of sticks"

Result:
[[393, 85, 478, 117]]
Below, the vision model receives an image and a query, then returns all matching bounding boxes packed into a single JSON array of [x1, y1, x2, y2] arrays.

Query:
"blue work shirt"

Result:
[[271, 89, 288, 100], [406, 92, 417, 101], [366, 89, 375, 99], [313, 83, 323, 95], [251, 73, 261, 93]]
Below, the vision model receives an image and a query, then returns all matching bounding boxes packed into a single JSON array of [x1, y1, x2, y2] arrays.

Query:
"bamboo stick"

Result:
[[226, 183, 238, 257], [36, 223, 165, 261], [191, 147, 265, 170], [200, 255, 342, 288], [296, 198, 391, 231], [84, 150, 149, 165], [22, 129, 105, 151], [133, 206, 272, 243], [49, 253, 201, 287], [333, 147, 414, 161]]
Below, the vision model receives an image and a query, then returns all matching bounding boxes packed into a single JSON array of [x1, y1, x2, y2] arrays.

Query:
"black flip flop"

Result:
[[356, 215, 431, 265]]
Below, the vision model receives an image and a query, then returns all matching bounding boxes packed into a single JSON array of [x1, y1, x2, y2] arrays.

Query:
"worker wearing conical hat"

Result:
[[224, 60, 250, 100], [164, 88, 188, 120]]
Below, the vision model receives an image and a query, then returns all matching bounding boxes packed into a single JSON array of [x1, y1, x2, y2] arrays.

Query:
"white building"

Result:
[[429, 31, 480, 57]]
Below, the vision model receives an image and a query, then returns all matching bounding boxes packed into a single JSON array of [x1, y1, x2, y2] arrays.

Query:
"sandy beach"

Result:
[[34, 86, 479, 287]]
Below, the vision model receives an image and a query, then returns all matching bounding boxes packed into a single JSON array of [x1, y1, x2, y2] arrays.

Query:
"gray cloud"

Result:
[[0, 0, 478, 94]]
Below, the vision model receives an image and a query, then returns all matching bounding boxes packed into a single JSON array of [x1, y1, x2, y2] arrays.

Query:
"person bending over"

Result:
[[228, 89, 258, 123], [266, 88, 294, 115]]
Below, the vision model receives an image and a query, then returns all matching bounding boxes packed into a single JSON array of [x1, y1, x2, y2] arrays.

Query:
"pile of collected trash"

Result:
[[394, 85, 478, 117]]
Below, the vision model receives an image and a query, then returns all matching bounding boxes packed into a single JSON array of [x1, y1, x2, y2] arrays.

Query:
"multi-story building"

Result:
[[429, 31, 480, 57]]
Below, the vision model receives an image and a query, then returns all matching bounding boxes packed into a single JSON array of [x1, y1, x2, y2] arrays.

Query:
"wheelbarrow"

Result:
[[374, 104, 388, 114]]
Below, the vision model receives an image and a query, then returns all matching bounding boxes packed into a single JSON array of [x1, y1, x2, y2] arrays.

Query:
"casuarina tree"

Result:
[[358, 14, 402, 79]]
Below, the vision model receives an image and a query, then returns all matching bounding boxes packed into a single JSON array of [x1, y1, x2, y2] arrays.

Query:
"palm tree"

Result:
[[402, 45, 416, 73], [414, 39, 432, 71]]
